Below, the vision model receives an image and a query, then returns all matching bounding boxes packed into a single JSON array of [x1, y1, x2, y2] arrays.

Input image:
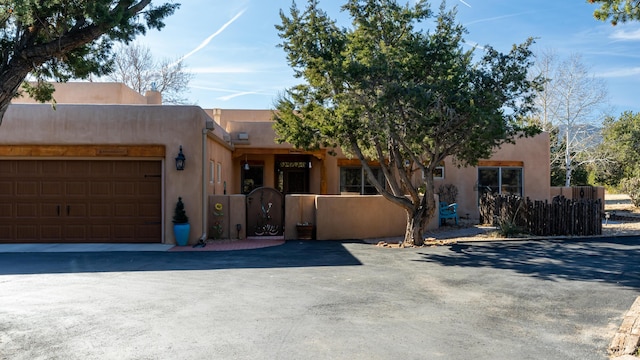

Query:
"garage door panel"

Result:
[[41, 161, 64, 175], [1, 160, 161, 243], [139, 182, 161, 196], [114, 203, 136, 217], [113, 225, 135, 240], [0, 225, 11, 240], [64, 225, 87, 241], [91, 182, 111, 196], [17, 182, 38, 196], [90, 203, 112, 217], [16, 161, 38, 174], [16, 203, 37, 217], [140, 161, 161, 174], [114, 162, 136, 177], [139, 203, 161, 217], [41, 181, 63, 196], [17, 225, 39, 240], [0, 161, 15, 174], [138, 224, 161, 241], [90, 225, 111, 240], [41, 225, 63, 241], [0, 203, 12, 217], [90, 162, 112, 177], [67, 203, 87, 217], [41, 203, 61, 217], [0, 180, 13, 195], [66, 182, 87, 196], [66, 161, 89, 176], [114, 182, 136, 196]]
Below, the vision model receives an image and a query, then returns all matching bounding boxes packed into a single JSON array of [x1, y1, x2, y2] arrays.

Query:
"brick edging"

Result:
[[609, 296, 640, 357]]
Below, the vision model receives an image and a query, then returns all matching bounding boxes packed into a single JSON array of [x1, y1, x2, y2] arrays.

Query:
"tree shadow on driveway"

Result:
[[415, 236, 640, 290], [0, 241, 363, 275]]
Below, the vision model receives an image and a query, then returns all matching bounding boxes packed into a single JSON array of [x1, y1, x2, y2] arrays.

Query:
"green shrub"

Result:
[[172, 197, 189, 224], [496, 219, 523, 237], [620, 178, 640, 208]]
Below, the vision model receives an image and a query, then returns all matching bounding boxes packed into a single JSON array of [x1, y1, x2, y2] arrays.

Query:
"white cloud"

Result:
[[190, 66, 255, 74], [610, 28, 640, 41], [191, 85, 274, 99], [462, 40, 485, 50], [596, 67, 640, 78], [465, 11, 534, 26], [217, 91, 261, 101]]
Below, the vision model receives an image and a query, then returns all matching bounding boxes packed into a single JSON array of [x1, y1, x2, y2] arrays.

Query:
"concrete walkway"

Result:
[[0, 243, 174, 253], [0, 226, 492, 253]]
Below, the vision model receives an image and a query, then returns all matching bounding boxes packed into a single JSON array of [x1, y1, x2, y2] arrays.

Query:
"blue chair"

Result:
[[439, 201, 458, 226]]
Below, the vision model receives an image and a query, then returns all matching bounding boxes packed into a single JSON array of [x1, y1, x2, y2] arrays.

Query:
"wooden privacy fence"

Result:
[[479, 194, 602, 236]]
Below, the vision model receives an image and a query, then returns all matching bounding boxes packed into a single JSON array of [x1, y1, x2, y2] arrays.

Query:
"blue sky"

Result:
[[140, 0, 640, 114]]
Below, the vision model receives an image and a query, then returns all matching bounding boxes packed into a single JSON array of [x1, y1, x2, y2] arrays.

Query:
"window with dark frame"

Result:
[[477, 167, 523, 198], [340, 166, 385, 194]]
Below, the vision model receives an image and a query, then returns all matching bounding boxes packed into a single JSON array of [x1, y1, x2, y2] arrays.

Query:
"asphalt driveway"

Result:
[[1, 237, 638, 360]]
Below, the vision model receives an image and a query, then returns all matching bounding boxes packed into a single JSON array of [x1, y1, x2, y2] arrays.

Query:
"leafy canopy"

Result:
[[273, 0, 541, 246], [589, 0, 640, 25], [595, 111, 640, 186], [0, 0, 179, 124]]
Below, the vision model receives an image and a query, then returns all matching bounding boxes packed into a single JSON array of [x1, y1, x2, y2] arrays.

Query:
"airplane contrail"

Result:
[[170, 9, 247, 67], [459, 0, 471, 8], [465, 11, 533, 26]]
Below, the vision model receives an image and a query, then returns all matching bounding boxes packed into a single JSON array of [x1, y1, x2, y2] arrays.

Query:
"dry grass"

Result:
[[603, 193, 640, 236]]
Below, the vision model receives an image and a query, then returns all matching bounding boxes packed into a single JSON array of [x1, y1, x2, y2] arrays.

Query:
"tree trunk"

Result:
[[404, 209, 427, 246], [565, 130, 571, 187], [402, 173, 437, 247], [0, 61, 33, 126]]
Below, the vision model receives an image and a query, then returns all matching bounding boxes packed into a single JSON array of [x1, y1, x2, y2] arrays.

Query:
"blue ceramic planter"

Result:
[[173, 223, 190, 246]]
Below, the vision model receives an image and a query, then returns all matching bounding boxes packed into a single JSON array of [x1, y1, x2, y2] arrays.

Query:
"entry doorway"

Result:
[[242, 164, 264, 195], [275, 155, 311, 195]]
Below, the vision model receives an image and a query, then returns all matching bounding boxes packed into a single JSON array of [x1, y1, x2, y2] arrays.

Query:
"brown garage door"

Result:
[[0, 160, 162, 243]]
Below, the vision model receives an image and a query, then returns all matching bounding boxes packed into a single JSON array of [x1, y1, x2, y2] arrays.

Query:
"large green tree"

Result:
[[0, 1, 179, 125], [589, 0, 640, 24], [595, 111, 640, 186], [273, 0, 541, 246]]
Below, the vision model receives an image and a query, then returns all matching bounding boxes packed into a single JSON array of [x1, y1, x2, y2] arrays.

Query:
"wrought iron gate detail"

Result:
[[246, 187, 284, 236]]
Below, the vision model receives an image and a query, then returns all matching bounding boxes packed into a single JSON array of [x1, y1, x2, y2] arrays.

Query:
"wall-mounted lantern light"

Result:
[[175, 145, 186, 171], [244, 154, 250, 171]]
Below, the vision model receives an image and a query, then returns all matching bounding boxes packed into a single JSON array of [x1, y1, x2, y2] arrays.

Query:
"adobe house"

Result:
[[1, 82, 551, 244]]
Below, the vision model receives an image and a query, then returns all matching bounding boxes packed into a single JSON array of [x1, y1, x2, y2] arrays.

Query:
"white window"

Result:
[[433, 162, 445, 179]]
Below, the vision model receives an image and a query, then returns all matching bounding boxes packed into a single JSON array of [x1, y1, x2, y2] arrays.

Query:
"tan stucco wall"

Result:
[[12, 82, 158, 105], [314, 195, 406, 240], [284, 195, 317, 239], [214, 109, 551, 222], [434, 132, 551, 220], [1, 104, 217, 244], [206, 133, 233, 196]]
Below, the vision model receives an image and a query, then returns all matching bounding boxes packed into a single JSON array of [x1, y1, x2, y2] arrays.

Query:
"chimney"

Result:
[[145, 90, 162, 105]]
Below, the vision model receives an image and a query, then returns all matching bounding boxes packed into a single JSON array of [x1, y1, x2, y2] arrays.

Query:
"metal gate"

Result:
[[246, 187, 284, 236]]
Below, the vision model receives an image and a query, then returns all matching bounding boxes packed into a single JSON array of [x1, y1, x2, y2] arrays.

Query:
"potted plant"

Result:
[[296, 222, 314, 240], [173, 197, 190, 246]]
